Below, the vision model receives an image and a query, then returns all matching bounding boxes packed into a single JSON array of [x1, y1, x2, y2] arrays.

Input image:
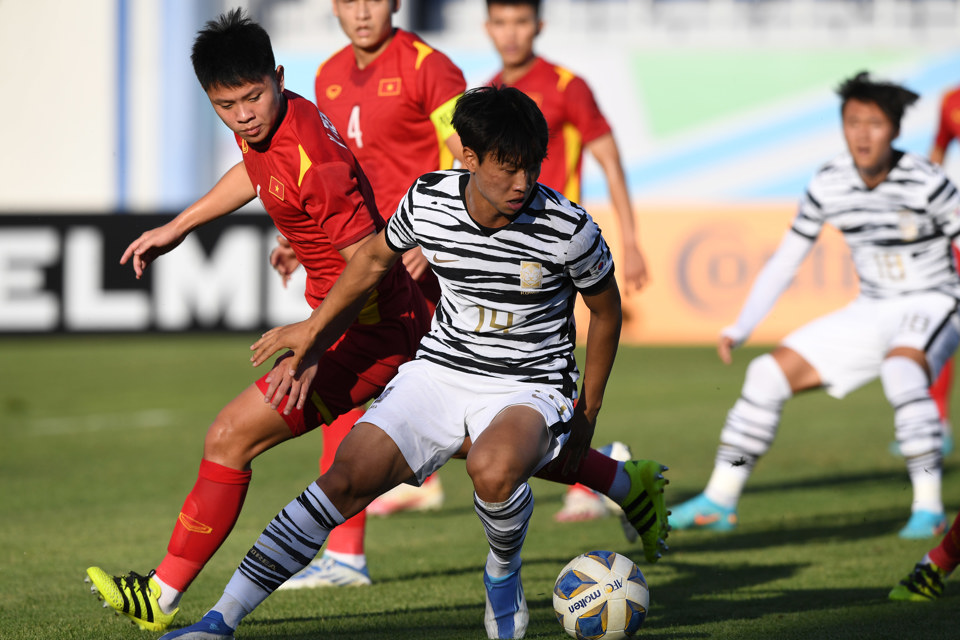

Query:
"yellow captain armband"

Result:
[[430, 93, 462, 169]]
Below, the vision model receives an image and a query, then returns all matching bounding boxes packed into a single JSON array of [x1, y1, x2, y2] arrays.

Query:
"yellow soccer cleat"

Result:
[[86, 567, 178, 631]]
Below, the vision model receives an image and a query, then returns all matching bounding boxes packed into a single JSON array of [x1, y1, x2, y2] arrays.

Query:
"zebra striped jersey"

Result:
[[794, 150, 960, 299], [384, 170, 614, 397]]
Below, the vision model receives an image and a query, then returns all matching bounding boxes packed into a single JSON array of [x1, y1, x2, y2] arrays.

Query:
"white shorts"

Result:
[[781, 292, 960, 399], [361, 359, 575, 484]]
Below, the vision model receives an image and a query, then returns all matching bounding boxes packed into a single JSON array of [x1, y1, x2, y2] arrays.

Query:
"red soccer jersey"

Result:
[[490, 56, 611, 203], [238, 90, 417, 319], [315, 28, 466, 219], [935, 87, 960, 153]]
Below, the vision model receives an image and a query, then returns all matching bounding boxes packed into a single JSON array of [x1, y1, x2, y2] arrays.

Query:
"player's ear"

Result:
[[535, 19, 543, 36], [462, 147, 479, 173], [393, 0, 401, 13], [275, 65, 285, 92]]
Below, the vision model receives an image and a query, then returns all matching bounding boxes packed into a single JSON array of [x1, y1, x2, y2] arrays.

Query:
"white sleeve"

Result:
[[721, 230, 815, 346]]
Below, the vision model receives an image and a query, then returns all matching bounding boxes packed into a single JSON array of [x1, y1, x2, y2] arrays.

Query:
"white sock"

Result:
[[704, 464, 751, 509], [152, 573, 182, 615]]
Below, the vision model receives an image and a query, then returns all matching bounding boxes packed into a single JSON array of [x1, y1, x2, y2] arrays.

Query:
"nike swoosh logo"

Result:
[[433, 253, 458, 263], [693, 513, 720, 526]]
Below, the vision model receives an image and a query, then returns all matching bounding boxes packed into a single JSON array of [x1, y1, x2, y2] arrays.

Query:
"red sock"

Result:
[[929, 511, 960, 573], [535, 448, 618, 494], [322, 408, 367, 556], [156, 459, 251, 592], [930, 358, 953, 422]]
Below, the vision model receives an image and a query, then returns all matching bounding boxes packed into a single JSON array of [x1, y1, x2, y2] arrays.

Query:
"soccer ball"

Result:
[[552, 550, 649, 639]]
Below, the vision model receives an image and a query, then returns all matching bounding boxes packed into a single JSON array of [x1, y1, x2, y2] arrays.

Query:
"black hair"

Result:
[[485, 0, 541, 18], [191, 8, 276, 91], [836, 71, 919, 132], [452, 86, 548, 171]]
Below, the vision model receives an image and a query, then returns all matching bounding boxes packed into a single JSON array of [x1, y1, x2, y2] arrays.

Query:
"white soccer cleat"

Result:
[[277, 555, 371, 590]]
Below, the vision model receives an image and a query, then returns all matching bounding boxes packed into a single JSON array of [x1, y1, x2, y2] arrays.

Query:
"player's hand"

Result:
[[717, 334, 737, 365], [621, 246, 650, 292], [250, 319, 315, 369], [119, 223, 185, 279], [260, 350, 320, 414], [401, 247, 430, 281], [269, 234, 300, 287], [558, 408, 596, 476]]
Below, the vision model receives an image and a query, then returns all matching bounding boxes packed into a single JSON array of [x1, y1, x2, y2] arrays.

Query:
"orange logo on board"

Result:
[[179, 513, 213, 534], [326, 84, 342, 100], [269, 176, 285, 201], [378, 77, 402, 97]]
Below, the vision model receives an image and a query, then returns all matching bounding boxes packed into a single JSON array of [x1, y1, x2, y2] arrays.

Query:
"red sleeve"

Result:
[[563, 75, 611, 146], [935, 92, 957, 151], [416, 47, 466, 114], [301, 161, 377, 251]]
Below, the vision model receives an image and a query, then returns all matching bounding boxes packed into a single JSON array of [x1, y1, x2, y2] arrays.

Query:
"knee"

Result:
[[742, 353, 792, 407], [881, 355, 930, 405], [202, 409, 252, 467], [466, 452, 519, 503]]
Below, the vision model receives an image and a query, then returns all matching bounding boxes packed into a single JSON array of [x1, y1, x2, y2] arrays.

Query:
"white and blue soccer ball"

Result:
[[552, 550, 649, 639]]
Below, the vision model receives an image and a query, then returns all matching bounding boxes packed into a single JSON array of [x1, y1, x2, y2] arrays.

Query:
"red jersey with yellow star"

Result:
[[314, 28, 465, 218], [935, 87, 960, 154], [238, 90, 417, 316], [490, 57, 611, 203]]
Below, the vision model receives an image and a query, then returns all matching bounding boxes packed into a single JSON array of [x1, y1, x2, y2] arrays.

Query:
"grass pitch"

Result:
[[1, 335, 957, 639]]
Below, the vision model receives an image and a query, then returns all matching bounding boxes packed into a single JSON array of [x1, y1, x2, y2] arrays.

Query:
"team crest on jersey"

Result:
[[897, 210, 919, 241], [241, 139, 248, 154], [269, 176, 285, 201], [378, 77, 402, 97], [326, 84, 342, 101], [520, 261, 543, 291]]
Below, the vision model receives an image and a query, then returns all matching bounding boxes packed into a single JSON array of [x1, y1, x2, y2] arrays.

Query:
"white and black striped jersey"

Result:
[[794, 151, 960, 299], [384, 170, 615, 398]]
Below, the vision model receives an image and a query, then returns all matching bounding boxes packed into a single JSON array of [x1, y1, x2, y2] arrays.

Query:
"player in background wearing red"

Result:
[[267, 0, 467, 589], [84, 9, 430, 632], [889, 511, 960, 600], [485, 0, 650, 525]]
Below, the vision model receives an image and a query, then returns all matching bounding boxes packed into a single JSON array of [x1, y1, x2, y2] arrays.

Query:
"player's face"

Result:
[[842, 98, 897, 183], [206, 68, 285, 146], [333, 0, 396, 53], [464, 149, 541, 221], [486, 4, 541, 69]]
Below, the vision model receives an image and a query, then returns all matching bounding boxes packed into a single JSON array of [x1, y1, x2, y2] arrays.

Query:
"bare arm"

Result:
[[562, 278, 622, 473], [586, 133, 649, 292], [120, 162, 255, 278], [250, 230, 403, 410]]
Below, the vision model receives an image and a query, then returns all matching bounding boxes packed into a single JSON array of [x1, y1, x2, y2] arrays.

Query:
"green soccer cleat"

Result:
[[888, 562, 947, 602], [86, 567, 178, 632], [617, 460, 670, 563]]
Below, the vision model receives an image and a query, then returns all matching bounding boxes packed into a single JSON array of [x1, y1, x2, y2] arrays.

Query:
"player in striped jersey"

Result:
[[671, 72, 960, 540], [162, 86, 669, 640]]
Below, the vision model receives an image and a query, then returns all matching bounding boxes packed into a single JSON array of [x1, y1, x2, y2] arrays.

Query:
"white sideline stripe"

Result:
[[27, 409, 183, 435]]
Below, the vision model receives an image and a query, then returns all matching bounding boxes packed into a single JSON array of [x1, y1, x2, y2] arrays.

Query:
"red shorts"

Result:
[[255, 309, 429, 437]]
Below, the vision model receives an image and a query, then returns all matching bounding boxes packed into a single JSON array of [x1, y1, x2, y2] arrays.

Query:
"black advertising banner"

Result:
[[0, 214, 311, 334]]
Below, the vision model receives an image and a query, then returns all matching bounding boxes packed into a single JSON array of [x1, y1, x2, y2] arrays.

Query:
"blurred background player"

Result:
[[670, 72, 960, 539], [84, 9, 430, 632], [269, 0, 467, 589], [889, 510, 960, 601], [484, 0, 649, 524]]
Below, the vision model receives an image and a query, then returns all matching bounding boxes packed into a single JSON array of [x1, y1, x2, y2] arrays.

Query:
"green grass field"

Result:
[[1, 335, 957, 639]]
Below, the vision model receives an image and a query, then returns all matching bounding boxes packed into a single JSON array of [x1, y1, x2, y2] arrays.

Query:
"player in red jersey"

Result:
[[486, 0, 650, 523], [268, 0, 467, 587], [84, 9, 430, 632]]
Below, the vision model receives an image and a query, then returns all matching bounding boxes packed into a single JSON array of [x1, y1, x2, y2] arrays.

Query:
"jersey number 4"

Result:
[[347, 105, 363, 149]]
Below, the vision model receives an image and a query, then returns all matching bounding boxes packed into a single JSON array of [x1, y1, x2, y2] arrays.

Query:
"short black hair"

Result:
[[486, 0, 541, 18], [452, 86, 548, 171], [191, 8, 276, 91], [836, 71, 919, 132]]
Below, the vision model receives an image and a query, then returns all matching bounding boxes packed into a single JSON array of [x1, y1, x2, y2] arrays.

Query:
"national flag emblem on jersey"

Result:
[[897, 210, 919, 241], [269, 176, 285, 201], [326, 84, 342, 101], [378, 77, 402, 97], [520, 261, 543, 291]]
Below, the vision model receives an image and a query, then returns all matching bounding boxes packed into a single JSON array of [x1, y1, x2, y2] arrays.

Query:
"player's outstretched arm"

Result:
[[587, 133, 649, 292], [120, 162, 256, 278], [251, 230, 402, 411], [563, 278, 622, 474]]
